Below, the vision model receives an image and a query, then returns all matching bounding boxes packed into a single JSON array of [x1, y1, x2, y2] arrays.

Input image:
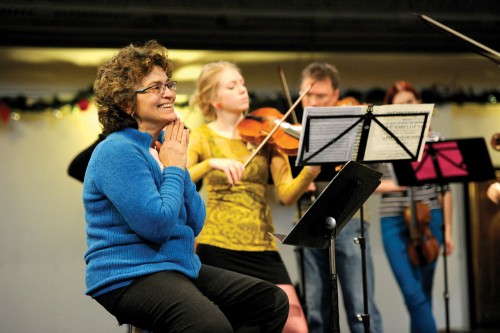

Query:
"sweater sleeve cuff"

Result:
[[163, 166, 186, 179]]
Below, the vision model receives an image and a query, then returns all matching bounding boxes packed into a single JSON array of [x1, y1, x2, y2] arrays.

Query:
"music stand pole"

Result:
[[270, 161, 383, 333], [354, 206, 370, 333], [425, 142, 451, 333], [439, 184, 451, 333], [426, 142, 451, 332], [325, 216, 341, 333]]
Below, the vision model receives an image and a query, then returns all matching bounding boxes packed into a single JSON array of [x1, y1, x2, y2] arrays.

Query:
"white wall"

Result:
[[1, 102, 498, 333], [1, 46, 499, 333], [0, 109, 126, 333]]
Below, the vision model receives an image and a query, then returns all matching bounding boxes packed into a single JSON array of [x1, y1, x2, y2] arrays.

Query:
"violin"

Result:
[[237, 107, 301, 156], [336, 96, 361, 106], [404, 187, 440, 266], [238, 83, 314, 168]]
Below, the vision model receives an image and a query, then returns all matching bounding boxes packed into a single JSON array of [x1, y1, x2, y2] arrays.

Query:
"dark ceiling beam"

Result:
[[0, 1, 498, 53]]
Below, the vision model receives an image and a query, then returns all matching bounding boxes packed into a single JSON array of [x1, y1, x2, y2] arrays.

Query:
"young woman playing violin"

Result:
[[376, 81, 454, 333], [187, 61, 321, 333]]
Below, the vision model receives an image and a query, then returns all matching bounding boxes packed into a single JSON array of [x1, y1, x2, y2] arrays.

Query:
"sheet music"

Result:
[[364, 104, 433, 161], [296, 103, 434, 166], [297, 106, 365, 165]]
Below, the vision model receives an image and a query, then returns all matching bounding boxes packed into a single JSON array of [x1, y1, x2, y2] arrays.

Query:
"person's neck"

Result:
[[138, 125, 161, 147], [210, 111, 244, 139]]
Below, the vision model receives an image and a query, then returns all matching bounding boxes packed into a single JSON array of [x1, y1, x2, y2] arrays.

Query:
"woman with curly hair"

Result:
[[83, 41, 289, 333]]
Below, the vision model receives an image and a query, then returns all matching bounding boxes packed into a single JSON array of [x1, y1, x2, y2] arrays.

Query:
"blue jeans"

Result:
[[301, 218, 383, 333], [381, 209, 443, 333]]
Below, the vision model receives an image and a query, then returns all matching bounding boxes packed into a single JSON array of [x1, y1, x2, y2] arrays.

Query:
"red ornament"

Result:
[[76, 98, 90, 111], [0, 101, 10, 123]]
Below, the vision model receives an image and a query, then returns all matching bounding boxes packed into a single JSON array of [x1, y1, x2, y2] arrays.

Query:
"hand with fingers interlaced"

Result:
[[156, 119, 190, 169]]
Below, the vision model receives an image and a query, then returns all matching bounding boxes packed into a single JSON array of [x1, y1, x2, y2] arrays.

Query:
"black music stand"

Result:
[[272, 161, 382, 333], [392, 137, 496, 333], [297, 104, 433, 165], [392, 137, 495, 186], [293, 104, 431, 332]]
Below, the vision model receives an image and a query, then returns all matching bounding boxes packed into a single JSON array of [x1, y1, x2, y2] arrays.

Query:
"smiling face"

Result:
[[213, 66, 249, 115], [134, 65, 177, 134]]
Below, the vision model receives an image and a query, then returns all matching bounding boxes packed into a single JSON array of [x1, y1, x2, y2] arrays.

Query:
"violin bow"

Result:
[[278, 65, 299, 124], [417, 13, 500, 65], [243, 82, 315, 168]]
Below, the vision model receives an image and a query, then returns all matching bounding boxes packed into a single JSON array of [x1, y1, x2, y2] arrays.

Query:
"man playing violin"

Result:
[[290, 62, 383, 333]]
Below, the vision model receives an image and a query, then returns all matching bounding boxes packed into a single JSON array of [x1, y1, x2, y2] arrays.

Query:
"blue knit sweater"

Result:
[[83, 128, 205, 297]]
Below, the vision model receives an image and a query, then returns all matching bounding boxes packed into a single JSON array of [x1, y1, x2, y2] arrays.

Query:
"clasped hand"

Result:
[[156, 119, 189, 169]]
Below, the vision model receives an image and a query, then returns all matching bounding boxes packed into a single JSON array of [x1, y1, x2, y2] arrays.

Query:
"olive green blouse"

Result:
[[187, 124, 319, 252]]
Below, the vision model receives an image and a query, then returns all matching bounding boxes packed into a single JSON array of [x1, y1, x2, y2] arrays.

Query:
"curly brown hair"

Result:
[[93, 40, 175, 135]]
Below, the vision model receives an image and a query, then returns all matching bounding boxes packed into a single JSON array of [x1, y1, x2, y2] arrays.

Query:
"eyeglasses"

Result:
[[135, 81, 177, 94]]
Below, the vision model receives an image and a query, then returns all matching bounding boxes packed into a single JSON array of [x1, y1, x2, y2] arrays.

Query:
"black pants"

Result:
[[95, 264, 289, 333]]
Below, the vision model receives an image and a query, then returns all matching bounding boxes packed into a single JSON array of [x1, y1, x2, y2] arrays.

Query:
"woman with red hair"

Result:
[[377, 81, 454, 333]]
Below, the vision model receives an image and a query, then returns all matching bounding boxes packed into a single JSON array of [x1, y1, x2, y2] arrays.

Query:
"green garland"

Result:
[[1, 86, 498, 124], [0, 87, 93, 123]]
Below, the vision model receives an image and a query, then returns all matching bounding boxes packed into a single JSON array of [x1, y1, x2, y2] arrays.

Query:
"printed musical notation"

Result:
[[296, 104, 434, 165]]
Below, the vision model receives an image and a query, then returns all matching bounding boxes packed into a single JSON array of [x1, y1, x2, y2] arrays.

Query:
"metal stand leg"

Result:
[[326, 216, 340, 333], [440, 185, 451, 333], [354, 206, 370, 333]]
